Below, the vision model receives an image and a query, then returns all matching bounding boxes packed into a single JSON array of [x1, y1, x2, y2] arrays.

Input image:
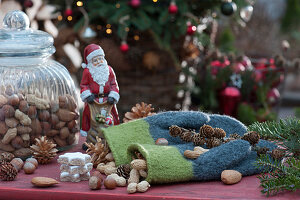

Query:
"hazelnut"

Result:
[[19, 100, 29, 113], [23, 162, 36, 174], [104, 177, 117, 190], [27, 106, 37, 118], [26, 157, 38, 168], [10, 158, 24, 171], [11, 136, 24, 149], [8, 94, 20, 107], [89, 176, 102, 190], [2, 105, 15, 118]]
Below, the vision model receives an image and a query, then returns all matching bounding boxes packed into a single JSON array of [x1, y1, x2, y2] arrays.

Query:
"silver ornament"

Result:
[[240, 5, 253, 22]]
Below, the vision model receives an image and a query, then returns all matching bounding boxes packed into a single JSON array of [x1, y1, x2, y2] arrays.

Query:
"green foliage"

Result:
[[237, 103, 256, 125], [254, 155, 300, 196], [295, 107, 300, 118], [281, 0, 300, 32], [218, 27, 236, 53], [250, 118, 300, 196]]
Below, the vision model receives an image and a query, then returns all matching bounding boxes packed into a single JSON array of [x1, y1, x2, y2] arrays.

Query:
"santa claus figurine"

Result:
[[80, 44, 120, 138]]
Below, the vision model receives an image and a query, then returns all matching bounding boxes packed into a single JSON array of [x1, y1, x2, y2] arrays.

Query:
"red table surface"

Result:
[[0, 136, 299, 200]]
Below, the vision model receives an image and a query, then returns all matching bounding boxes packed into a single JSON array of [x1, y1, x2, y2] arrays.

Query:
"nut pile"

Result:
[[58, 152, 92, 182], [94, 151, 151, 193], [0, 86, 79, 157]]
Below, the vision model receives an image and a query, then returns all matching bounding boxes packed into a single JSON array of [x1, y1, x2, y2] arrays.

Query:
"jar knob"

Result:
[[3, 10, 30, 30]]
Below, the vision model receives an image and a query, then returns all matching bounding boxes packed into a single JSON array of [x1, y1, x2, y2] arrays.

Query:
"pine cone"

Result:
[[213, 128, 226, 139], [271, 149, 285, 160], [180, 131, 194, 142], [0, 161, 17, 181], [193, 134, 205, 146], [256, 147, 270, 157], [206, 138, 221, 149], [85, 137, 109, 167], [229, 133, 241, 139], [199, 125, 215, 138], [0, 152, 15, 162], [116, 164, 132, 180], [123, 102, 156, 122], [169, 125, 182, 137], [30, 136, 58, 164], [241, 131, 260, 146]]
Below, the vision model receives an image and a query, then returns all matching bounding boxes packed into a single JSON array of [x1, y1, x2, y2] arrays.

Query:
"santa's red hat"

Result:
[[82, 44, 105, 68]]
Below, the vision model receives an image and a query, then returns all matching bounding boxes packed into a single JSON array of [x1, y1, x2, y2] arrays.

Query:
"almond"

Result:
[[31, 177, 59, 187]]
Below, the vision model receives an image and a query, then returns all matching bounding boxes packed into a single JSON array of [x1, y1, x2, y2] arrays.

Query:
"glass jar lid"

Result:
[[0, 10, 55, 57]]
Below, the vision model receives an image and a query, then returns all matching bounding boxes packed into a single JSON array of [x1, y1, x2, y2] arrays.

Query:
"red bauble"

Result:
[[130, 0, 141, 8], [64, 8, 73, 17], [219, 87, 241, 116], [168, 2, 178, 14], [120, 42, 129, 53], [267, 88, 280, 105], [24, 0, 33, 8], [187, 25, 197, 35]]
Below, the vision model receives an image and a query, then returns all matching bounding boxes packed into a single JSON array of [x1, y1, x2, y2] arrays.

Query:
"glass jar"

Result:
[[0, 10, 79, 157]]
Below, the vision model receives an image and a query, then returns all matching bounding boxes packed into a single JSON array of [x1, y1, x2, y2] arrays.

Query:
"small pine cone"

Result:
[[0, 162, 18, 181], [200, 125, 215, 138], [193, 134, 205, 146], [229, 133, 241, 139], [206, 138, 221, 149], [213, 128, 226, 139], [242, 131, 260, 146], [0, 152, 15, 162], [116, 164, 132, 180], [256, 147, 270, 157], [271, 149, 285, 160], [169, 125, 182, 137], [180, 131, 194, 142]]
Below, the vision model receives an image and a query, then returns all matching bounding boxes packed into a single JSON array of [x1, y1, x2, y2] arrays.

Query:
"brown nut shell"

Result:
[[26, 158, 38, 168], [10, 158, 24, 171], [104, 177, 117, 189], [23, 162, 36, 174], [31, 177, 59, 187]]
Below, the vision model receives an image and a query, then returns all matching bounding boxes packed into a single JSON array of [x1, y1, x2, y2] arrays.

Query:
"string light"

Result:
[[76, 1, 83, 7], [67, 16, 72, 21], [106, 28, 112, 34], [106, 24, 111, 28], [97, 25, 102, 30], [153, 0, 158, 2], [116, 3, 120, 8], [125, 27, 130, 32], [134, 35, 140, 41], [57, 15, 63, 21]]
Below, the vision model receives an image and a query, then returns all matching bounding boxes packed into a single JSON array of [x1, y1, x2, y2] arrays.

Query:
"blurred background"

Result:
[[1, 0, 300, 124]]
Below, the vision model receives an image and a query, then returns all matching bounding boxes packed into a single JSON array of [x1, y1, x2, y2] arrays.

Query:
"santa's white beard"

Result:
[[87, 62, 109, 86]]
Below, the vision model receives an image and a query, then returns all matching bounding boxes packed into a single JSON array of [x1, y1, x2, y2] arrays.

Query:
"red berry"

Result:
[[64, 9, 73, 17], [168, 3, 178, 14], [120, 43, 129, 53], [24, 0, 33, 8], [130, 0, 141, 8], [187, 25, 197, 35]]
